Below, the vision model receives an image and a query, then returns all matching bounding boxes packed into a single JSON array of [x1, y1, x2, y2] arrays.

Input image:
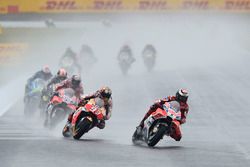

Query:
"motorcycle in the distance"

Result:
[[142, 45, 156, 72], [79, 45, 97, 73], [118, 51, 135, 76], [59, 56, 80, 76], [44, 88, 78, 129], [132, 101, 182, 147], [62, 97, 106, 140], [24, 78, 46, 117], [142, 51, 156, 72]]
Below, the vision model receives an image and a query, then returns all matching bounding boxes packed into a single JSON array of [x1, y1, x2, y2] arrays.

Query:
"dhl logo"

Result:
[[225, 0, 250, 10], [182, 0, 209, 9], [138, 1, 167, 10], [90, 0, 123, 10], [1, 0, 250, 13], [41, 0, 77, 10]]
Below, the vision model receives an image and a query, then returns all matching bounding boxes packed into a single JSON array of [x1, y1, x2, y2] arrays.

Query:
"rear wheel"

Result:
[[73, 118, 92, 140], [147, 124, 168, 147]]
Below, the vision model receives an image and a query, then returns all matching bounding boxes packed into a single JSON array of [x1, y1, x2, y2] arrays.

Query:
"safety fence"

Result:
[[0, 0, 250, 14]]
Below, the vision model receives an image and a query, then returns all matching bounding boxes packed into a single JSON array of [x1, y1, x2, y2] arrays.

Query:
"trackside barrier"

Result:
[[0, 0, 250, 14]]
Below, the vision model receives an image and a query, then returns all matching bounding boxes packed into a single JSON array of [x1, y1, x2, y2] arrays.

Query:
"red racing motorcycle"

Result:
[[44, 88, 78, 128], [132, 101, 182, 147], [63, 97, 106, 139]]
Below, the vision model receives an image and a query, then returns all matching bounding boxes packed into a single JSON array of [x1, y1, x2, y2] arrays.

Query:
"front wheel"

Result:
[[147, 124, 168, 147], [73, 118, 92, 140], [48, 107, 66, 129]]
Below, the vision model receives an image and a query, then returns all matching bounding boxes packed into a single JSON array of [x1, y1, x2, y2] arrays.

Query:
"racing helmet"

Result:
[[176, 88, 189, 103], [100, 86, 112, 99], [57, 68, 67, 79], [71, 75, 81, 87], [42, 65, 51, 74]]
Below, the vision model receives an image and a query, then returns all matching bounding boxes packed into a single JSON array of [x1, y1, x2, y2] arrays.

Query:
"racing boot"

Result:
[[136, 125, 143, 136], [96, 120, 105, 129], [132, 125, 143, 142], [62, 121, 71, 137]]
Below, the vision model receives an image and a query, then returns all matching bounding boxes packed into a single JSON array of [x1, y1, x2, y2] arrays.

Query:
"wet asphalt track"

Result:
[[1, 12, 250, 166], [1, 62, 250, 167]]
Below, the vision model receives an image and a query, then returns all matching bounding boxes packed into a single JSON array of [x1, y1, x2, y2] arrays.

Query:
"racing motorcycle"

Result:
[[118, 52, 135, 76], [142, 51, 156, 72], [39, 84, 55, 118], [44, 88, 78, 128], [62, 97, 106, 140], [132, 101, 181, 147], [24, 78, 46, 116]]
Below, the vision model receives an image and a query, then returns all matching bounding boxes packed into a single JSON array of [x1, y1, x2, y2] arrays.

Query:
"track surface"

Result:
[[1, 63, 250, 167], [1, 13, 250, 167]]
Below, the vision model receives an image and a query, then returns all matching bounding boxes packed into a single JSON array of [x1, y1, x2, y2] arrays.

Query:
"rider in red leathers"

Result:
[[79, 86, 113, 122], [62, 86, 113, 136], [137, 89, 189, 141], [46, 68, 68, 89], [44, 75, 84, 126], [40, 68, 68, 110], [55, 75, 84, 99]]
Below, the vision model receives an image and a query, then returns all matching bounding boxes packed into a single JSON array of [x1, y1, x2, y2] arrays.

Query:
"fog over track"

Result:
[[0, 14, 250, 167]]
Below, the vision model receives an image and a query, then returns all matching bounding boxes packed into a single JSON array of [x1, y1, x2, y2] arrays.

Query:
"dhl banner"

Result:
[[0, 0, 250, 14], [0, 43, 28, 64]]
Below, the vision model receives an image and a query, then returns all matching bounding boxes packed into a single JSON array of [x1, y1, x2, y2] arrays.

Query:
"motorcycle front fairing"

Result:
[[143, 107, 174, 141]]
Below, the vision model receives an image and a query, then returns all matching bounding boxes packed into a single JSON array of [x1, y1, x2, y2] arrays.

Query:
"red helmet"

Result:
[[42, 65, 51, 74], [57, 68, 67, 78], [176, 89, 189, 103]]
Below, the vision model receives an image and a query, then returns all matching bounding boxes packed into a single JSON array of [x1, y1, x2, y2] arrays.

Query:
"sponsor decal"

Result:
[[7, 5, 19, 13], [225, 0, 250, 10], [182, 0, 209, 9], [41, 0, 78, 10], [0, 7, 6, 13], [89, 0, 123, 10], [138, 0, 167, 10], [1, 0, 250, 13]]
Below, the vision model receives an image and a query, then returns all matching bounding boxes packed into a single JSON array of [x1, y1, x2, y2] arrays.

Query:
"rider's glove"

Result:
[[159, 99, 167, 105], [150, 103, 159, 110], [78, 99, 87, 107]]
